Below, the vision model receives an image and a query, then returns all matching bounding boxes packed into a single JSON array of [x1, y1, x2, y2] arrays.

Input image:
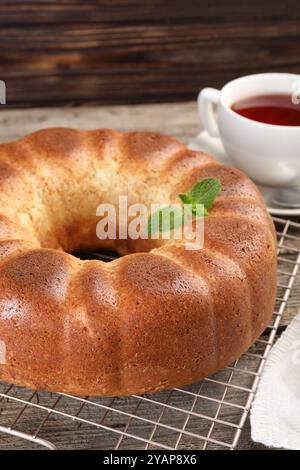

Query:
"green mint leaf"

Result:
[[178, 193, 192, 205], [147, 205, 183, 235], [178, 178, 221, 217], [189, 178, 221, 210], [147, 178, 221, 236]]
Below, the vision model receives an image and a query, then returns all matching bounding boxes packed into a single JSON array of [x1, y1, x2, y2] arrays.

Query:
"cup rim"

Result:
[[220, 72, 300, 130]]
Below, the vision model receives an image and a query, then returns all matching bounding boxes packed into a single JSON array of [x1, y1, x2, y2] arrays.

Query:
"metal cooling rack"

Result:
[[0, 216, 299, 450]]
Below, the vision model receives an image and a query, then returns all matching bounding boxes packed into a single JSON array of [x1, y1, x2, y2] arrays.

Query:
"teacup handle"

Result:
[[198, 88, 221, 137]]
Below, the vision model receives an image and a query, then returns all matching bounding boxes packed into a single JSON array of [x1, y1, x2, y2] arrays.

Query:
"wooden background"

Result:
[[1, 0, 300, 108]]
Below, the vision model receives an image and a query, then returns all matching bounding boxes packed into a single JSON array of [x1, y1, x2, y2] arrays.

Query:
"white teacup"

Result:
[[198, 73, 300, 187]]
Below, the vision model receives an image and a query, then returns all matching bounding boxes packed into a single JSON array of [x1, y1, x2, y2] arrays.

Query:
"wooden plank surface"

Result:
[[0, 101, 199, 143], [0, 101, 299, 450], [1, 0, 300, 107]]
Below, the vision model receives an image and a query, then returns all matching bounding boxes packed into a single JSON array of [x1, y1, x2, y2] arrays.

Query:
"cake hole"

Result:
[[73, 249, 120, 263]]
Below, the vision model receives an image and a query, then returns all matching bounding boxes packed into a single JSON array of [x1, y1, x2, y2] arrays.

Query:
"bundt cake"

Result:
[[0, 128, 277, 396]]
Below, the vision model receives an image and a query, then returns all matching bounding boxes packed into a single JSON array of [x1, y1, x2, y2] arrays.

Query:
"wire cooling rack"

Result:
[[0, 216, 299, 450]]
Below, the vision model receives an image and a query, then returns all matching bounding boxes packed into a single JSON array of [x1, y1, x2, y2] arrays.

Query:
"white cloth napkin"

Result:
[[250, 312, 300, 449]]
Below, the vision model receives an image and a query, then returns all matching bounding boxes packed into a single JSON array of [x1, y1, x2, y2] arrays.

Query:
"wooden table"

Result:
[[0, 102, 299, 450], [2, 0, 300, 108]]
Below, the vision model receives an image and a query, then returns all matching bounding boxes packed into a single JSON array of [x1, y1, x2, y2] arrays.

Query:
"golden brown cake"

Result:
[[0, 128, 277, 396]]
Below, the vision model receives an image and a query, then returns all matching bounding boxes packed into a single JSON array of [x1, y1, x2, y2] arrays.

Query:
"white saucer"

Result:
[[188, 131, 300, 217]]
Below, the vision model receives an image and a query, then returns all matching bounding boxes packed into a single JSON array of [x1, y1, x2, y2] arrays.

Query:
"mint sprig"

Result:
[[179, 178, 221, 217], [148, 178, 221, 235]]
